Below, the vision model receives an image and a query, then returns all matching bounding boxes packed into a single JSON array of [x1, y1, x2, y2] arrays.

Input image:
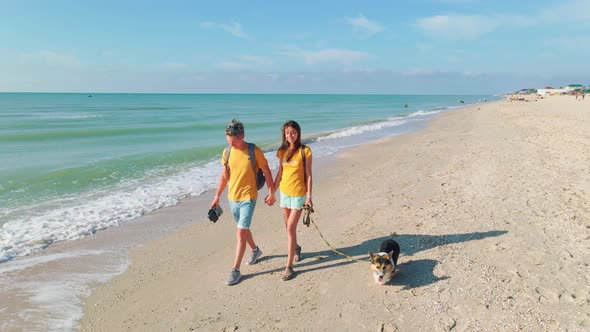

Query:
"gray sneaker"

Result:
[[226, 268, 241, 285], [246, 247, 263, 265]]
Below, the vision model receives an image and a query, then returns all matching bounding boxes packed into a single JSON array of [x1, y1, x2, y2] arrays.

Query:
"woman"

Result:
[[274, 120, 313, 281]]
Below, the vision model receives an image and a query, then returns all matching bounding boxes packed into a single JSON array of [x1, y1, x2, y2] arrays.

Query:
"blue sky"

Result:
[[1, 0, 589, 94]]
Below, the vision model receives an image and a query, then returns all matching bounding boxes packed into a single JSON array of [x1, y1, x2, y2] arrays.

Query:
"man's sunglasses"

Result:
[[226, 125, 243, 135]]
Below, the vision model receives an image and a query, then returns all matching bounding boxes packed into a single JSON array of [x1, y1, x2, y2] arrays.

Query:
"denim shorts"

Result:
[[280, 191, 306, 210], [229, 200, 257, 229]]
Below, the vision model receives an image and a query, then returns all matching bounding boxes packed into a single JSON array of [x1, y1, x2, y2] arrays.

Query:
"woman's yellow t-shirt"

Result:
[[222, 145, 268, 201], [276, 146, 312, 197]]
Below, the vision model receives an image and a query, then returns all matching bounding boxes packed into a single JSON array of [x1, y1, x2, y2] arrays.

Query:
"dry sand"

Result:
[[80, 97, 590, 331]]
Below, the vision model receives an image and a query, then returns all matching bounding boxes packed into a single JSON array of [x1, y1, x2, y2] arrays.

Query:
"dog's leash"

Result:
[[302, 204, 366, 263]]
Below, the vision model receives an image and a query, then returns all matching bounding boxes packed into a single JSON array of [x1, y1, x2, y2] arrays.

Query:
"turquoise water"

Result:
[[0, 93, 495, 262]]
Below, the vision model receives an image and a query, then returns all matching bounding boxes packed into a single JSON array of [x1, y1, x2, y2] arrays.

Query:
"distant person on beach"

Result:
[[273, 120, 313, 281], [210, 119, 276, 286]]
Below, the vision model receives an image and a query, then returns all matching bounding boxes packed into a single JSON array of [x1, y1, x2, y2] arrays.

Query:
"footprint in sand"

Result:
[[535, 286, 560, 304], [558, 290, 577, 304]]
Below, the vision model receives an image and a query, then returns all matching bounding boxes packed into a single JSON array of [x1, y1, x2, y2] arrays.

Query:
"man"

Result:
[[210, 119, 276, 285]]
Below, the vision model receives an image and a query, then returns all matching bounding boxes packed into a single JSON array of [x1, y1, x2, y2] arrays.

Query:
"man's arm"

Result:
[[210, 167, 229, 209], [262, 164, 275, 206]]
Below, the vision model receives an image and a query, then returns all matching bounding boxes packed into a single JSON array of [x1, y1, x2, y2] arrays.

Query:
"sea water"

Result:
[[0, 93, 495, 330]]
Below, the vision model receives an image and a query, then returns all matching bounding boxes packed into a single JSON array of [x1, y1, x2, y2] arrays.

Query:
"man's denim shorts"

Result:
[[229, 200, 257, 229], [280, 191, 306, 210]]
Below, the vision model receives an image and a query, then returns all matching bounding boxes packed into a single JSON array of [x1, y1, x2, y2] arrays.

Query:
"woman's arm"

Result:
[[274, 162, 283, 194], [305, 154, 313, 208]]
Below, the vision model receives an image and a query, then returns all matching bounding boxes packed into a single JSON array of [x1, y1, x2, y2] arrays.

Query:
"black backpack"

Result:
[[224, 143, 265, 190]]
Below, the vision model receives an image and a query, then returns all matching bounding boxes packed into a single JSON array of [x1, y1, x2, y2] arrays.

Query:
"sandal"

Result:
[[294, 245, 302, 262], [281, 266, 296, 281]]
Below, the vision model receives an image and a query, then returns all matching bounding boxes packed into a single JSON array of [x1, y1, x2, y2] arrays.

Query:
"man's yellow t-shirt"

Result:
[[276, 146, 312, 197], [222, 145, 268, 201]]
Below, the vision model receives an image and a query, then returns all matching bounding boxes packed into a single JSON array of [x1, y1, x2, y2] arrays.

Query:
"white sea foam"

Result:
[[0, 250, 104, 274], [315, 109, 442, 142], [317, 119, 409, 141], [0, 160, 220, 263], [0, 149, 290, 263], [0, 249, 129, 332], [407, 109, 442, 117]]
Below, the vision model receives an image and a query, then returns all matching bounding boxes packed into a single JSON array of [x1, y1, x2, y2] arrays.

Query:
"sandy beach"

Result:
[[79, 96, 589, 331]]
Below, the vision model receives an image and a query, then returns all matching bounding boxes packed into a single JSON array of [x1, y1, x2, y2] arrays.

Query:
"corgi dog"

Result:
[[369, 238, 400, 285]]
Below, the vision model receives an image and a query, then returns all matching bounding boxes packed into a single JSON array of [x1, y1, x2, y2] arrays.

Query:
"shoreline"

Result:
[[79, 96, 589, 331], [1, 94, 478, 265], [0, 99, 469, 331]]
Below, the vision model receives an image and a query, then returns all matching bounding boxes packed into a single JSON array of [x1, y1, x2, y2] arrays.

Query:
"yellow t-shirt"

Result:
[[276, 146, 312, 197], [222, 145, 268, 201]]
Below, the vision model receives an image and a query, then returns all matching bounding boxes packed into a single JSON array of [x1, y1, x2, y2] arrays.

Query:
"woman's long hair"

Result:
[[279, 120, 301, 162]]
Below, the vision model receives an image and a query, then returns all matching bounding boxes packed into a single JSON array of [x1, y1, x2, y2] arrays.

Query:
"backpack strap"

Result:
[[224, 146, 231, 172], [248, 143, 258, 175], [225, 144, 258, 176]]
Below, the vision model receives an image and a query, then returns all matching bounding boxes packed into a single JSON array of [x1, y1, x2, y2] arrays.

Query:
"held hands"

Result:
[[264, 193, 276, 206]]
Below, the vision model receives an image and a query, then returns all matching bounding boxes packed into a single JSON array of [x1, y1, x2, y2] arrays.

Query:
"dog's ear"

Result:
[[369, 252, 375, 260], [388, 250, 395, 258]]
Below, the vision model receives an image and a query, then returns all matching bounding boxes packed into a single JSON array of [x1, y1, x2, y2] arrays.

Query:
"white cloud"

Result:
[[345, 14, 383, 36], [217, 61, 248, 71], [415, 43, 434, 53], [200, 21, 248, 38], [162, 62, 189, 70], [38, 50, 81, 68], [543, 36, 590, 52], [178, 74, 206, 82], [237, 55, 273, 66], [215, 55, 274, 71], [282, 48, 369, 65], [541, 0, 590, 23], [401, 68, 441, 77], [401, 67, 484, 78], [415, 11, 537, 40], [415, 15, 497, 40]]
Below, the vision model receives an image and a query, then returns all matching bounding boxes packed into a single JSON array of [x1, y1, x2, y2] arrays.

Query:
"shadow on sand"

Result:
[[248, 230, 507, 289]]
